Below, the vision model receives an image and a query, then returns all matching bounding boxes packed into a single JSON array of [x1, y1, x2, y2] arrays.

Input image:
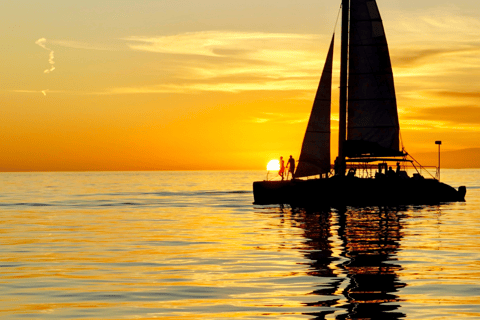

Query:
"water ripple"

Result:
[[0, 170, 479, 319]]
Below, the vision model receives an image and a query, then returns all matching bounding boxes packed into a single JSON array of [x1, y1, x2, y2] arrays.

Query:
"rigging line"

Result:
[[406, 152, 436, 179], [333, 4, 342, 35]]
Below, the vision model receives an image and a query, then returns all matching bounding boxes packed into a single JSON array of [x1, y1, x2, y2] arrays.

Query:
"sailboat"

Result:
[[253, 0, 466, 206]]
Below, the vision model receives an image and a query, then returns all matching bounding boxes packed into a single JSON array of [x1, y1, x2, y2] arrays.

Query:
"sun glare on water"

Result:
[[267, 160, 280, 171]]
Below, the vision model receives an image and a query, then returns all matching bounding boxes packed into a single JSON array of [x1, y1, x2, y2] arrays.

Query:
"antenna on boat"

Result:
[[435, 141, 442, 181]]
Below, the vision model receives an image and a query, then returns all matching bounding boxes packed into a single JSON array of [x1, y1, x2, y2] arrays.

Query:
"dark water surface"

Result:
[[1, 170, 479, 319]]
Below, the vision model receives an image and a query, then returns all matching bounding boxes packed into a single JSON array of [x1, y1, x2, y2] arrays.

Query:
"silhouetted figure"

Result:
[[347, 167, 356, 177], [279, 156, 285, 180], [287, 155, 296, 180], [387, 166, 395, 178], [376, 163, 388, 179], [396, 162, 401, 174]]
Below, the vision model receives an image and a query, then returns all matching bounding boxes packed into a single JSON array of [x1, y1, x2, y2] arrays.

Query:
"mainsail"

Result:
[[346, 0, 401, 157], [295, 36, 334, 178]]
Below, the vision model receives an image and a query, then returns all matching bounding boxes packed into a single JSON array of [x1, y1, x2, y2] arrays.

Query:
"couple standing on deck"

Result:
[[279, 155, 295, 180]]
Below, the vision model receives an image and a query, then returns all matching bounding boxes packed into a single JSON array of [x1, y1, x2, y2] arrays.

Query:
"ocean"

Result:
[[1, 169, 479, 319]]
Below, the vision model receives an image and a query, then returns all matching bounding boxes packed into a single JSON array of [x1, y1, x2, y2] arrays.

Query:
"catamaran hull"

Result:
[[253, 178, 466, 207]]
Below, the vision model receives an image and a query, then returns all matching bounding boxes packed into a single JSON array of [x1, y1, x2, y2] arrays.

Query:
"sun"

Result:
[[267, 159, 280, 171]]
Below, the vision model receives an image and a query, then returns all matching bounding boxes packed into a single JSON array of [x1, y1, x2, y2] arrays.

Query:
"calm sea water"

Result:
[[1, 170, 479, 319]]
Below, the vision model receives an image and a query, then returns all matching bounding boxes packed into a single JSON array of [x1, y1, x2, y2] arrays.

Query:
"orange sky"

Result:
[[2, 0, 480, 171]]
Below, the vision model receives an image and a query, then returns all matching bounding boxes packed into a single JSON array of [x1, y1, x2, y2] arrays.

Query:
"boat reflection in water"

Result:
[[335, 208, 406, 319], [278, 206, 407, 319]]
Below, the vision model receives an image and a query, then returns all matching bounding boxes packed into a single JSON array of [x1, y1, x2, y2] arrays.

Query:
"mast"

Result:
[[338, 0, 349, 176]]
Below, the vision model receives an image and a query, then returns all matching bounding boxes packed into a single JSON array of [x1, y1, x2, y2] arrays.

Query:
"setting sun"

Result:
[[267, 160, 280, 171]]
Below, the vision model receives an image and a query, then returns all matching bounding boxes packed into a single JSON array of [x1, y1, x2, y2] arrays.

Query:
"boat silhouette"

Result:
[[253, 0, 466, 206]]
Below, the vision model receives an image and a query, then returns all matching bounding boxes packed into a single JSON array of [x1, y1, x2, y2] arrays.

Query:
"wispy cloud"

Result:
[[435, 91, 480, 99], [387, 7, 480, 75], [11, 89, 64, 95], [35, 38, 55, 73], [49, 39, 124, 51], [382, 8, 480, 132], [38, 8, 480, 102], [246, 112, 310, 126], [122, 31, 320, 57], [105, 31, 333, 94], [114, 11, 480, 96], [102, 77, 317, 95], [386, 5, 480, 42]]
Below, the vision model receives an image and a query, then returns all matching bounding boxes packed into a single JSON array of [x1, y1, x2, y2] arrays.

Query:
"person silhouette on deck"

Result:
[[287, 155, 296, 180], [279, 156, 285, 180], [387, 166, 396, 178], [334, 157, 340, 176]]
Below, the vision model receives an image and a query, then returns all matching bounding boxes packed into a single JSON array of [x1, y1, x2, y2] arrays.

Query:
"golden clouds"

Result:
[[249, 112, 309, 125], [387, 8, 480, 86], [123, 31, 319, 57], [109, 31, 332, 94], [405, 105, 480, 126], [379, 9, 480, 155], [3, 3, 480, 171]]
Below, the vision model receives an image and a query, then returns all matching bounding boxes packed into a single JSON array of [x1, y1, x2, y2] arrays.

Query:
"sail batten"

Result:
[[346, 0, 400, 157], [295, 36, 334, 178]]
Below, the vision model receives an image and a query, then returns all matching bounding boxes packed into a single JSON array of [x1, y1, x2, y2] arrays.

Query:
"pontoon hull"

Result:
[[253, 177, 466, 207]]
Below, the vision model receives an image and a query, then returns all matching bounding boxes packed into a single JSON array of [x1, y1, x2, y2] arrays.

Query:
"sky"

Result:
[[2, 0, 480, 171]]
